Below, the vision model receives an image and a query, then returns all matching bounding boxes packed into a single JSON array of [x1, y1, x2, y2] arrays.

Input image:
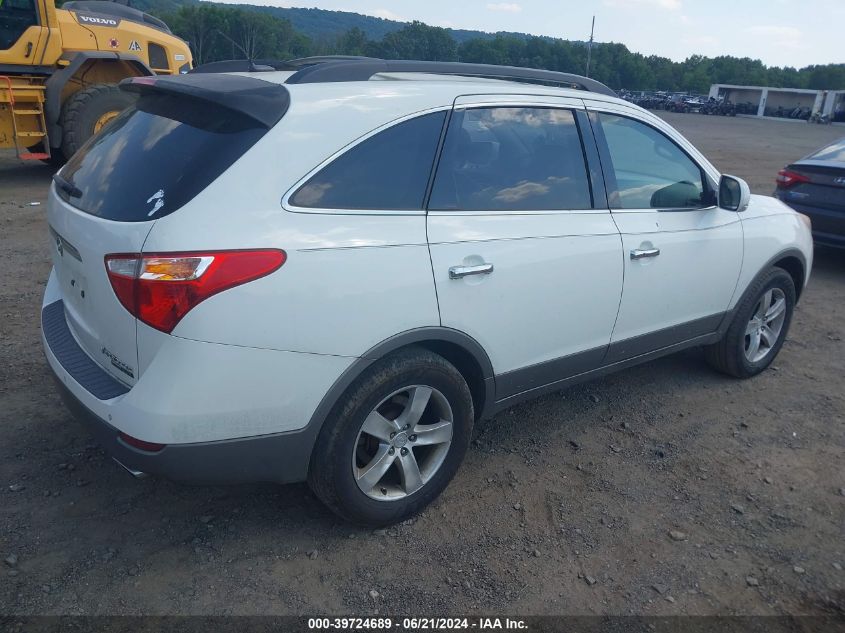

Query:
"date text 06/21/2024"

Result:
[[307, 617, 529, 630]]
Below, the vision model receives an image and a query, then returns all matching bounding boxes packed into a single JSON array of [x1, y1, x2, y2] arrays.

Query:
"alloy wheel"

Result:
[[744, 288, 787, 363], [353, 385, 453, 501]]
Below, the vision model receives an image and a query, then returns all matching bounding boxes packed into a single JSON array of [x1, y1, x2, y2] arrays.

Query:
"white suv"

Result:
[[42, 59, 813, 525]]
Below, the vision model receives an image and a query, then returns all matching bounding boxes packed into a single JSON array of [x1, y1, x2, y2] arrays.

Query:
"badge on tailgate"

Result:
[[50, 227, 82, 262], [101, 346, 135, 379]]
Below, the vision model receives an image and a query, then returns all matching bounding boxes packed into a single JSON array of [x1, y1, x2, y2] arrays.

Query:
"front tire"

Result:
[[705, 267, 796, 378], [308, 347, 474, 526], [60, 84, 136, 159]]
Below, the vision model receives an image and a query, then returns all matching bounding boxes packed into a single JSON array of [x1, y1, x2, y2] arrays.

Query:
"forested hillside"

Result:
[[136, 0, 845, 91]]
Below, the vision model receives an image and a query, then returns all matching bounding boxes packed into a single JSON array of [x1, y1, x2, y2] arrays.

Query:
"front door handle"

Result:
[[630, 248, 660, 260], [449, 263, 494, 279], [25, 42, 33, 58]]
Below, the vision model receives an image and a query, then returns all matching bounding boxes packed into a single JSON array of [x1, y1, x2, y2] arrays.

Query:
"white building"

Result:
[[708, 84, 825, 117], [822, 90, 845, 120]]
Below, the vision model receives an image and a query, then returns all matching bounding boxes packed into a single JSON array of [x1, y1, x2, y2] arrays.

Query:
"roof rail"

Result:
[[190, 56, 380, 74], [285, 59, 616, 97], [283, 55, 381, 69], [190, 59, 287, 74]]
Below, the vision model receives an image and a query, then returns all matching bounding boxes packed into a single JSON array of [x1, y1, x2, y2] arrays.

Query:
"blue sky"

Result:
[[213, 0, 844, 68]]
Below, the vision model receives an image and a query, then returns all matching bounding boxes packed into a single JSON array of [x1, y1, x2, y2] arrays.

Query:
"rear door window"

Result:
[[428, 107, 593, 211], [289, 111, 447, 211], [57, 94, 267, 222]]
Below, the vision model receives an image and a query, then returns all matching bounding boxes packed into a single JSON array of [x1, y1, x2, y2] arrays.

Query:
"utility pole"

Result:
[[585, 15, 595, 78]]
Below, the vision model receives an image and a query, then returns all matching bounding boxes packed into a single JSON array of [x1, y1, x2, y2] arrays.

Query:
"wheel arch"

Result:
[[44, 52, 153, 145], [771, 252, 806, 302], [401, 338, 492, 423], [734, 248, 808, 310], [306, 328, 495, 441]]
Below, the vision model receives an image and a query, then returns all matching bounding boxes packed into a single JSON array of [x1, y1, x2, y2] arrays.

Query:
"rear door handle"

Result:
[[630, 248, 660, 260], [449, 263, 494, 279]]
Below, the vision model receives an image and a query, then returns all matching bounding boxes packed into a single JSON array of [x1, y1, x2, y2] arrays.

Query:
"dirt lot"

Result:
[[1, 112, 843, 618]]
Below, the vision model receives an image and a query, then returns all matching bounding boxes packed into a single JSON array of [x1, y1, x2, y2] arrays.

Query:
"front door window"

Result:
[[596, 112, 709, 210]]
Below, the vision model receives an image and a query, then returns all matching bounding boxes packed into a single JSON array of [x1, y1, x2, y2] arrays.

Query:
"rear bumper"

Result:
[[50, 373, 320, 484], [41, 269, 354, 483]]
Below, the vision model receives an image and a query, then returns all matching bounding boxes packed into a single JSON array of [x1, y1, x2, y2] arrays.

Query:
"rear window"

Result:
[[57, 94, 267, 221], [808, 137, 845, 163]]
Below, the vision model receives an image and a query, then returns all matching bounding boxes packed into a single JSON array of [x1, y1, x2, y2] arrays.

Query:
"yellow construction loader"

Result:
[[1, 0, 192, 162]]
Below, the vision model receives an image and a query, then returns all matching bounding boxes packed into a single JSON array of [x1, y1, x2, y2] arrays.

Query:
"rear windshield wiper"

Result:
[[53, 173, 83, 198]]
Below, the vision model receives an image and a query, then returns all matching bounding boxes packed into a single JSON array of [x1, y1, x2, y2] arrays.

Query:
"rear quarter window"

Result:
[[57, 94, 266, 222], [289, 111, 447, 211]]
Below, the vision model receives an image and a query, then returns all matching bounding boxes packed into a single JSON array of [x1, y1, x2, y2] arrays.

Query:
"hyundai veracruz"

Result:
[[42, 59, 813, 525]]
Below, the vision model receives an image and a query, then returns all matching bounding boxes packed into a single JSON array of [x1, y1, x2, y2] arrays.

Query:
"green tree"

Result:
[[338, 27, 369, 56], [804, 64, 845, 90], [368, 21, 457, 61], [163, 5, 226, 65], [157, 4, 845, 91]]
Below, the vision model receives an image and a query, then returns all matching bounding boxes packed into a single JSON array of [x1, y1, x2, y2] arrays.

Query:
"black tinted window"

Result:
[[290, 111, 446, 210], [58, 94, 266, 221], [148, 42, 169, 70], [429, 107, 592, 211], [1, 0, 37, 50], [597, 113, 706, 209]]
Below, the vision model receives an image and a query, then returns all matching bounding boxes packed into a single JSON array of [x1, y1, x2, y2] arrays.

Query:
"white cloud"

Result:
[[485, 2, 523, 13], [372, 8, 408, 21], [745, 25, 804, 50], [604, 0, 682, 10]]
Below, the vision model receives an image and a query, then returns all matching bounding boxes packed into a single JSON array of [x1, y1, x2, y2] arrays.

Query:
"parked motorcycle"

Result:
[[735, 101, 757, 115], [809, 112, 831, 124]]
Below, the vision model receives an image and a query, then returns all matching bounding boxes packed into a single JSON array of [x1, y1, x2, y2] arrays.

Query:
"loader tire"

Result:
[[60, 84, 136, 159]]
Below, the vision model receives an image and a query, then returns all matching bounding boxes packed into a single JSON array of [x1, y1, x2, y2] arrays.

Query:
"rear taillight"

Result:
[[105, 250, 286, 333], [776, 169, 811, 189]]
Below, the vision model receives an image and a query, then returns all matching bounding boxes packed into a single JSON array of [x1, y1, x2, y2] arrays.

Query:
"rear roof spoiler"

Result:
[[120, 74, 290, 128]]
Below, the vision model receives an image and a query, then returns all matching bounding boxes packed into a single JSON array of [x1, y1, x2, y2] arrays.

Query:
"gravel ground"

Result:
[[0, 112, 843, 617]]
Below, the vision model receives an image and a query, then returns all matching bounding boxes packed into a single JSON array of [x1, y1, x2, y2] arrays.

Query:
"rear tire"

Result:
[[308, 347, 474, 526], [60, 84, 136, 158], [704, 267, 796, 378]]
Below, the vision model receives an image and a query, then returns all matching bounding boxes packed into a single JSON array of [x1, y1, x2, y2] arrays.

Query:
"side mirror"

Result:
[[719, 174, 751, 211]]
